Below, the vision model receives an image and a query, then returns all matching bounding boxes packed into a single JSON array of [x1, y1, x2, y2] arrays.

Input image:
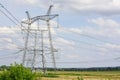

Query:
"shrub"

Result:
[[0, 63, 35, 80]]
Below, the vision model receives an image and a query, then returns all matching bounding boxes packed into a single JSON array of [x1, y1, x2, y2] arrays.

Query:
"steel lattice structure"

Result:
[[21, 5, 58, 74]]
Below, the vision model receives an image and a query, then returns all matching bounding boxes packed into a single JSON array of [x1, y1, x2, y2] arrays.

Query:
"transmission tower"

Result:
[[21, 5, 58, 74]]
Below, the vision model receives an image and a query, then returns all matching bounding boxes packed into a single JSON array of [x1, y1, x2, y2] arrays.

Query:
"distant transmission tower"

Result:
[[21, 5, 59, 74]]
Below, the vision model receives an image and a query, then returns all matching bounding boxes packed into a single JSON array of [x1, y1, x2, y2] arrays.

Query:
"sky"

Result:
[[0, 0, 120, 68]]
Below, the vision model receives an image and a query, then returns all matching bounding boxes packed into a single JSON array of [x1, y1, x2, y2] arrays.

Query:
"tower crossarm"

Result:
[[21, 14, 58, 25]]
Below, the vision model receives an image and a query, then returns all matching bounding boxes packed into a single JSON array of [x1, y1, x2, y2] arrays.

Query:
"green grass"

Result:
[[1, 70, 120, 80], [48, 71, 120, 76], [43, 74, 59, 78], [35, 72, 59, 78], [44, 71, 120, 80]]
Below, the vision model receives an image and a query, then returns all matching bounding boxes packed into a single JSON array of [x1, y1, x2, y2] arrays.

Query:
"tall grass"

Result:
[[77, 76, 84, 80]]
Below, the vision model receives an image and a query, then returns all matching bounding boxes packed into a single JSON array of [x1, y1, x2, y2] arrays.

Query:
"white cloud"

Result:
[[0, 37, 19, 50], [90, 18, 119, 27], [53, 0, 120, 15], [7, 0, 120, 15], [55, 37, 75, 46], [105, 43, 120, 50], [66, 54, 79, 59], [25, 0, 39, 4], [69, 28, 83, 34], [0, 38, 12, 43], [0, 43, 18, 50], [84, 18, 120, 38], [112, 0, 120, 7], [0, 26, 22, 50], [57, 17, 120, 56], [6, 43, 18, 50], [13, 0, 39, 5], [0, 27, 15, 34], [11, 0, 50, 8], [90, 17, 119, 27]]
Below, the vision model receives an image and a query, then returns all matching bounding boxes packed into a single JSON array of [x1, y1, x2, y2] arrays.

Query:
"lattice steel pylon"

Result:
[[21, 5, 58, 74]]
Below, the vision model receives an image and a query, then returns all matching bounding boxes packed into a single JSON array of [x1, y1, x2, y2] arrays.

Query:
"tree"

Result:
[[0, 65, 7, 71], [0, 63, 35, 80]]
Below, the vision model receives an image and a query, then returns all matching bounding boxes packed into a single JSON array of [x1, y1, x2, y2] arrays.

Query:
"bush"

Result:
[[0, 63, 35, 80]]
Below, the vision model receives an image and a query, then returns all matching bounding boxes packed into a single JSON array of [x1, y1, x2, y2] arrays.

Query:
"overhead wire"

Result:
[[0, 3, 24, 47], [0, 49, 23, 56], [0, 9, 18, 25], [0, 3, 36, 49], [53, 36, 120, 63], [53, 32, 120, 62], [0, 3, 34, 35], [56, 27, 120, 53], [53, 33, 120, 63], [55, 34, 120, 53], [0, 2, 119, 66], [59, 27, 120, 45], [0, 3, 20, 23], [54, 41, 103, 53], [0, 3, 54, 58], [0, 50, 23, 60], [45, 57, 120, 64]]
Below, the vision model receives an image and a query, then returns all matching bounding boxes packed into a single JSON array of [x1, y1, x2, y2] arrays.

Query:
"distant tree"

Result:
[[0, 65, 8, 71]]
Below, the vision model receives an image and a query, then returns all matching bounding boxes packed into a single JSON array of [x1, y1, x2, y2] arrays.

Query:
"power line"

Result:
[[0, 2, 49, 39], [54, 33, 104, 52], [0, 9, 18, 25], [0, 3, 20, 23], [59, 27, 119, 45], [46, 59, 119, 64], [46, 57, 120, 64], [0, 50, 22, 56], [0, 3, 34, 49], [54, 37, 102, 53], [56, 34, 120, 53], [0, 50, 23, 59], [0, 3, 30, 31], [57, 34, 103, 48]]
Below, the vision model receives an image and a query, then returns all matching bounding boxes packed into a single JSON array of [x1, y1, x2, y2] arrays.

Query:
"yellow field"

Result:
[[38, 71, 120, 80]]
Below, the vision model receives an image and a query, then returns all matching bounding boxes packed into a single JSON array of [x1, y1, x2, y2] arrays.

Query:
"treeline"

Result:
[[0, 65, 120, 71], [46, 66, 120, 71], [0, 65, 9, 71]]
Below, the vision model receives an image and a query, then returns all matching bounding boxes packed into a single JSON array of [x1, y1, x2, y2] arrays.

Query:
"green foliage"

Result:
[[0, 71, 11, 80], [0, 63, 35, 80], [0, 65, 8, 71]]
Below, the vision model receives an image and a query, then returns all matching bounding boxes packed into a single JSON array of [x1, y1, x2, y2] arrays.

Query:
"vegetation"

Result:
[[45, 67, 120, 71], [40, 71, 120, 80], [77, 76, 84, 80], [0, 65, 120, 80], [1, 66, 120, 72], [0, 63, 35, 80], [0, 65, 9, 71], [43, 73, 59, 78]]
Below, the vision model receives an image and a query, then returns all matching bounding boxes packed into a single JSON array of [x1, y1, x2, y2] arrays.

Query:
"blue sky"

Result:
[[0, 0, 120, 68]]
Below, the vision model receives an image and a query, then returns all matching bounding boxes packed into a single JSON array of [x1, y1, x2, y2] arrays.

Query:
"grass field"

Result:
[[37, 71, 120, 80]]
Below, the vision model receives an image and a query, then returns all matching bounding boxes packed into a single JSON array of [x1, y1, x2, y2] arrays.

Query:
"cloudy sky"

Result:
[[0, 0, 120, 68]]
